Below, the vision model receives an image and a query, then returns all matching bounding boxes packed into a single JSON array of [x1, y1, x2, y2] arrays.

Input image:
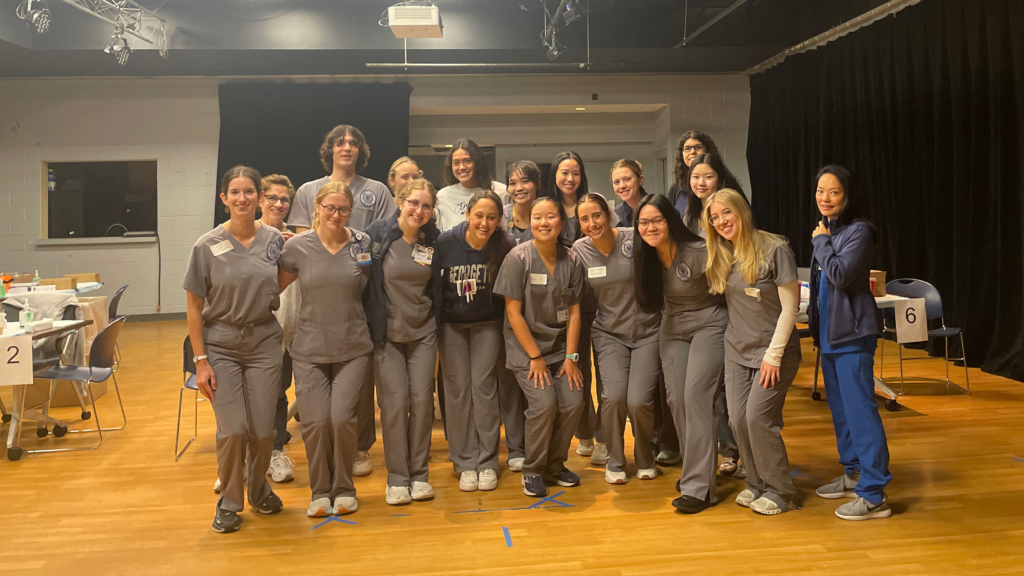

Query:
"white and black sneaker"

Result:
[[212, 508, 241, 533], [255, 491, 284, 515], [522, 474, 547, 498]]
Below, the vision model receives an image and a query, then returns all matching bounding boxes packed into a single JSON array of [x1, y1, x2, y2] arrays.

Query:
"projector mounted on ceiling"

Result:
[[388, 2, 443, 39]]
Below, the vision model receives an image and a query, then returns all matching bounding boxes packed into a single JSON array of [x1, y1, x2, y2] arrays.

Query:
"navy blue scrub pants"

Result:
[[820, 339, 891, 504]]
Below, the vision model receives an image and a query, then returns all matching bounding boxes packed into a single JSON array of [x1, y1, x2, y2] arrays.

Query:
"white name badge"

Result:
[[1, 334, 34, 387], [356, 253, 371, 265], [210, 239, 234, 257], [588, 266, 607, 279], [895, 298, 928, 344], [556, 308, 568, 323], [744, 287, 761, 302], [530, 273, 548, 286], [412, 244, 434, 266]]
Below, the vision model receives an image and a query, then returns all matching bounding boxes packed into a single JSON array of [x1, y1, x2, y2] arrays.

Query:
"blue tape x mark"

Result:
[[311, 516, 358, 530], [525, 491, 573, 509]]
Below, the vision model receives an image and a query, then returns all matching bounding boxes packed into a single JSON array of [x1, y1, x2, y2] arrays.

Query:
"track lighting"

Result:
[[104, 35, 132, 66], [16, 0, 51, 34]]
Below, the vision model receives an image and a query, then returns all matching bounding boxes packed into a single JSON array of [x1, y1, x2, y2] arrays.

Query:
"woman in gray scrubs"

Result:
[[364, 178, 442, 506], [705, 188, 802, 516], [493, 197, 586, 498], [504, 160, 540, 246], [634, 194, 727, 514], [278, 182, 372, 518], [572, 193, 661, 484], [183, 165, 285, 534]]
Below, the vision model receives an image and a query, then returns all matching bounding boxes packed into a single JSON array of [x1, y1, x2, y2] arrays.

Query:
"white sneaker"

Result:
[[507, 458, 525, 472], [353, 450, 372, 477], [575, 438, 595, 456], [605, 469, 628, 485], [333, 496, 358, 515], [590, 442, 609, 466], [459, 470, 479, 492], [735, 488, 757, 508], [213, 478, 222, 493], [478, 469, 498, 491], [411, 481, 435, 501], [385, 485, 411, 506], [636, 467, 658, 480], [267, 449, 295, 483], [306, 497, 331, 517]]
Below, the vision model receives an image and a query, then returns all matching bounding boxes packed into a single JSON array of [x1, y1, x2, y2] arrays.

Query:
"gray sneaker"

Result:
[[816, 472, 860, 499], [836, 496, 891, 521]]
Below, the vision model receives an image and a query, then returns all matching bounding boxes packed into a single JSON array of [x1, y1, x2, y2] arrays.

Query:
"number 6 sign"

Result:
[[895, 298, 928, 344], [0, 334, 34, 387]]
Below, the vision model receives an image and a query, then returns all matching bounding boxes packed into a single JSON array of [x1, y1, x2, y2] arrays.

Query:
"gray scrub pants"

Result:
[[661, 324, 726, 501], [374, 333, 437, 487], [204, 319, 282, 513], [592, 334, 659, 474], [574, 310, 605, 444], [357, 364, 377, 452], [716, 384, 740, 459], [725, 348, 800, 505], [439, 320, 502, 472], [516, 363, 584, 477], [497, 345, 526, 462], [292, 355, 370, 501]]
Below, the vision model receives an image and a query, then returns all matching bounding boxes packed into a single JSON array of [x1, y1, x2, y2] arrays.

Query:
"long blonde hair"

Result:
[[703, 188, 787, 294], [311, 181, 353, 230]]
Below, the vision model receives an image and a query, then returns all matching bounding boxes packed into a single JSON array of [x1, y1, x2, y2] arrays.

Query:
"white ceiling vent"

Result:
[[388, 4, 443, 38]]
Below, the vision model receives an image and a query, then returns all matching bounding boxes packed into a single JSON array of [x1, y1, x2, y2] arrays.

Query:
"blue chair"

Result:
[[175, 336, 200, 461], [108, 285, 128, 369], [880, 278, 970, 395]]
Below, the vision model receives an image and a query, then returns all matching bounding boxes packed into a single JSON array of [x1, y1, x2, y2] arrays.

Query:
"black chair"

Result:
[[12, 317, 127, 460], [175, 336, 201, 461], [109, 285, 128, 368], [880, 278, 970, 395]]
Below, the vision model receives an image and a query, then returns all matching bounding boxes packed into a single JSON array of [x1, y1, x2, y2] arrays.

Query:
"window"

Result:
[[43, 161, 158, 239]]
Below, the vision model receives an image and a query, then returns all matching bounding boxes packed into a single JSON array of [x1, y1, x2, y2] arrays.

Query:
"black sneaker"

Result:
[[212, 508, 241, 533], [522, 474, 547, 498], [551, 469, 581, 488], [255, 491, 284, 515], [672, 493, 712, 515]]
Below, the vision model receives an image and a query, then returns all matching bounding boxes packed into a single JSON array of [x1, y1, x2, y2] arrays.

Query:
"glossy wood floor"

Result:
[[2, 320, 1023, 576]]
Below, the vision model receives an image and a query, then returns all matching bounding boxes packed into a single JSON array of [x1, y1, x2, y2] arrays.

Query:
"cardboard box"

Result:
[[869, 270, 887, 297], [65, 272, 101, 284], [12, 273, 35, 283], [40, 277, 75, 290]]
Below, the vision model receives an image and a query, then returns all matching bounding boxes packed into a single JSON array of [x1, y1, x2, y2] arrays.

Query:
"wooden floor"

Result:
[[2, 320, 1023, 576]]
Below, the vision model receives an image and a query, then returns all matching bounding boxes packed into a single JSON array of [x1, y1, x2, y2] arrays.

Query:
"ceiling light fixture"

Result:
[[16, 0, 51, 34], [562, 0, 586, 25], [575, 107, 587, 111], [104, 33, 131, 65]]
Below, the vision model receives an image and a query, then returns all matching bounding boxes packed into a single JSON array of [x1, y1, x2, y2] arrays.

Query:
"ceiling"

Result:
[[0, 0, 893, 77]]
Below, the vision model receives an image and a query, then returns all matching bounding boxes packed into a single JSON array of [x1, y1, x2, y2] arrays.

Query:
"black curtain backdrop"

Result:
[[215, 82, 412, 225], [746, 0, 1024, 382]]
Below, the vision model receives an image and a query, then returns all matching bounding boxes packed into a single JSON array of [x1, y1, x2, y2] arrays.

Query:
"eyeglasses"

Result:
[[708, 208, 735, 228], [320, 204, 352, 216], [404, 198, 434, 213], [683, 144, 705, 153], [637, 216, 666, 227], [265, 195, 290, 206]]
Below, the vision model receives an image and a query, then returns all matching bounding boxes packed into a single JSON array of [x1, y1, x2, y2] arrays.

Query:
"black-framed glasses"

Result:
[[265, 195, 291, 206], [320, 204, 352, 216], [683, 144, 705, 153]]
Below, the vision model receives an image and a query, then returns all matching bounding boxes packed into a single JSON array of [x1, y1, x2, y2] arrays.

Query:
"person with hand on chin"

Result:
[[493, 197, 586, 498], [183, 165, 286, 533], [808, 165, 891, 521], [704, 189, 801, 516]]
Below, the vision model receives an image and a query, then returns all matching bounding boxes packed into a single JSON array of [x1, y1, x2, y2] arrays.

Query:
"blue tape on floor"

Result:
[[1013, 457, 1024, 463], [311, 516, 358, 530], [502, 526, 512, 547]]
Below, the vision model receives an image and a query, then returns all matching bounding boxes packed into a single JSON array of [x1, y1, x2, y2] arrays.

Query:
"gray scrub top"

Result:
[[571, 228, 659, 347], [182, 224, 284, 325], [287, 175, 396, 232], [383, 238, 436, 343], [278, 229, 373, 364], [723, 242, 800, 368], [503, 203, 534, 245], [493, 240, 585, 371], [662, 240, 727, 337]]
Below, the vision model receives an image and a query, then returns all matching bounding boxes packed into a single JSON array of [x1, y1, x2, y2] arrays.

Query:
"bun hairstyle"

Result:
[[311, 181, 353, 230], [575, 192, 611, 220]]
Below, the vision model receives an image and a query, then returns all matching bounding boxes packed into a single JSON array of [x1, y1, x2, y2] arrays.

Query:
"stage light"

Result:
[[104, 35, 132, 66], [16, 0, 51, 34], [562, 0, 586, 25], [541, 25, 565, 61]]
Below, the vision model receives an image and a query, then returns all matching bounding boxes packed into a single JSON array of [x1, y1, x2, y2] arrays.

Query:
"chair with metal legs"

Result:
[[176, 336, 201, 460], [108, 285, 129, 369], [880, 278, 971, 395]]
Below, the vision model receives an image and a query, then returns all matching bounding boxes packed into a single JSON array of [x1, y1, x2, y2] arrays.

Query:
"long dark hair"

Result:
[[444, 138, 493, 190], [815, 164, 876, 239], [466, 190, 514, 273], [634, 194, 703, 314], [673, 130, 721, 189], [684, 152, 746, 232], [546, 151, 589, 208]]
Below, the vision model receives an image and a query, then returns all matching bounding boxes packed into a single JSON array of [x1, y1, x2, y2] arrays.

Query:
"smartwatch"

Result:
[[193, 355, 208, 364], [565, 353, 579, 362]]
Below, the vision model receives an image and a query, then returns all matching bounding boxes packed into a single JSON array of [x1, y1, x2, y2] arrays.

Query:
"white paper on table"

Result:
[[0, 333, 34, 387], [895, 298, 928, 344]]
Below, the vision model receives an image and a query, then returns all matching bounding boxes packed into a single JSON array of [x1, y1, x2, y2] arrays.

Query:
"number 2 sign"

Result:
[[895, 298, 928, 344], [0, 334, 34, 387]]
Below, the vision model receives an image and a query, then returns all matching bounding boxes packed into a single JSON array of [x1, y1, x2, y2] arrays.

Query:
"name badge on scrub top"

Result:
[[210, 239, 234, 257], [744, 287, 761, 302], [412, 244, 434, 266], [356, 253, 371, 265], [556, 307, 568, 323], [530, 274, 547, 285], [588, 266, 607, 279]]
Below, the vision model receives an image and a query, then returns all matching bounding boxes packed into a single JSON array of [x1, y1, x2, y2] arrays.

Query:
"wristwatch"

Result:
[[193, 355, 208, 364], [565, 353, 579, 362]]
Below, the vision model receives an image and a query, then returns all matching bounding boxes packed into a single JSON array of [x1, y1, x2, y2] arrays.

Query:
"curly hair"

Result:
[[319, 125, 371, 173], [673, 130, 721, 189]]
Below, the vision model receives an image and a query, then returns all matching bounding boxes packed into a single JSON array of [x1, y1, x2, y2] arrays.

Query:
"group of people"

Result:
[[183, 125, 893, 534]]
